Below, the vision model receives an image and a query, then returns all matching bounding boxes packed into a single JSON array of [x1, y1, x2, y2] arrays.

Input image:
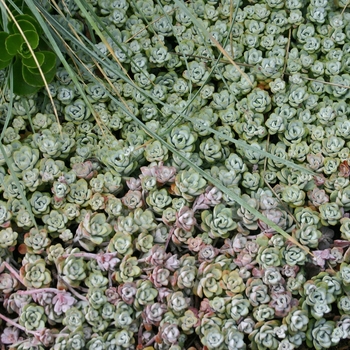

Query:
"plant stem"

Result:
[[56, 275, 87, 301], [108, 270, 113, 288], [61, 252, 98, 259], [0, 313, 38, 336], [16, 288, 63, 295], [144, 335, 156, 347], [137, 323, 143, 347], [2, 262, 23, 284], [164, 227, 174, 251]]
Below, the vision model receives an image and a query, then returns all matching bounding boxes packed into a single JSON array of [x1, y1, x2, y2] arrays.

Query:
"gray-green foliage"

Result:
[[2, 0, 350, 349]]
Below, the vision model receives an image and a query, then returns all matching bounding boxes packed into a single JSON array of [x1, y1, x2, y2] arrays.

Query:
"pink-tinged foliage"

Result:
[[122, 190, 143, 209], [52, 291, 76, 314], [175, 206, 197, 231], [141, 162, 177, 184], [126, 177, 142, 191], [0, 273, 19, 294], [96, 252, 120, 271], [105, 287, 120, 304], [164, 254, 180, 271], [118, 283, 137, 305], [198, 245, 219, 262], [269, 291, 298, 318], [150, 266, 170, 287], [72, 161, 96, 179], [143, 302, 167, 325], [192, 194, 210, 212], [312, 249, 334, 268], [146, 245, 171, 266], [1, 326, 20, 344], [188, 236, 205, 252]]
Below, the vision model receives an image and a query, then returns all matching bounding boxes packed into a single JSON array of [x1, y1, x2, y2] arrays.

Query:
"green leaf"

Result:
[[30, 51, 56, 73], [24, 0, 100, 119], [0, 65, 14, 142], [12, 58, 40, 95], [12, 14, 42, 35], [19, 30, 39, 52], [41, 0, 315, 177], [28, 51, 57, 81], [22, 51, 44, 68], [0, 142, 38, 229], [22, 61, 56, 87], [256, 234, 269, 247], [5, 33, 23, 55], [0, 58, 12, 69], [28, 0, 312, 252], [0, 32, 14, 61], [11, 19, 37, 35]]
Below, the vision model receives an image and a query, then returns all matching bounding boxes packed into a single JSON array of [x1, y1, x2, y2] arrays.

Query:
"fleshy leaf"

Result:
[[0, 32, 14, 61], [38, 51, 56, 73], [344, 246, 350, 263], [22, 61, 56, 87], [17, 30, 40, 57], [0, 58, 12, 69], [12, 58, 40, 95], [22, 51, 45, 69], [11, 14, 42, 35], [5, 33, 24, 56], [11, 19, 37, 36]]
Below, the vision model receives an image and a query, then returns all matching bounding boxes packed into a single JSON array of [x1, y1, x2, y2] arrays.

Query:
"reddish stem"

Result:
[[2, 262, 23, 284], [16, 288, 62, 295], [144, 335, 156, 347], [61, 253, 98, 259], [0, 313, 38, 336], [108, 270, 113, 288], [137, 323, 143, 347], [57, 275, 87, 301]]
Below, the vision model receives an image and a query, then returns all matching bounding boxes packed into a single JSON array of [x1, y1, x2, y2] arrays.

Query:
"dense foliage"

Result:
[[1, 0, 350, 349]]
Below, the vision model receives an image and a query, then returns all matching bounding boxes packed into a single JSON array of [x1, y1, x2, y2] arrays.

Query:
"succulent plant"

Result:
[[62, 306, 85, 331], [115, 255, 141, 283], [134, 280, 158, 310], [0, 272, 19, 294], [19, 303, 47, 331], [0, 227, 18, 249], [76, 212, 112, 251], [2, 1, 350, 349], [20, 259, 52, 289], [57, 250, 87, 288], [24, 227, 51, 254], [201, 204, 237, 238], [0, 13, 57, 96]]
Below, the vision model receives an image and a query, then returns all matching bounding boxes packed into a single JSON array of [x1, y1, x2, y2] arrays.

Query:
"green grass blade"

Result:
[[40, 6, 314, 177], [0, 1, 9, 30], [108, 93, 310, 254], [0, 67, 13, 142], [173, 0, 252, 86], [21, 0, 312, 254], [40, 13, 314, 178], [24, 0, 103, 130]]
